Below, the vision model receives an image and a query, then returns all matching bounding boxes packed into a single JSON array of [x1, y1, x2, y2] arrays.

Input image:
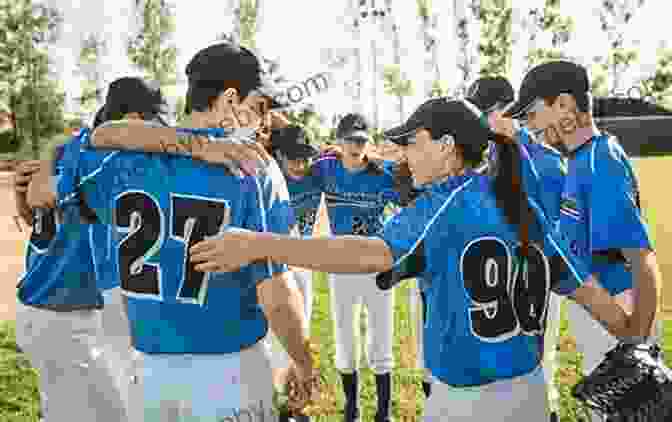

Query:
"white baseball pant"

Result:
[[542, 292, 563, 413], [127, 339, 276, 422], [423, 365, 549, 421], [101, 287, 133, 411], [15, 301, 128, 422], [329, 273, 394, 374]]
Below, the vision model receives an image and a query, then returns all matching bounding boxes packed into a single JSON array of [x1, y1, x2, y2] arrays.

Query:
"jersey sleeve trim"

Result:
[[391, 177, 474, 267], [252, 174, 280, 278], [527, 196, 589, 287]]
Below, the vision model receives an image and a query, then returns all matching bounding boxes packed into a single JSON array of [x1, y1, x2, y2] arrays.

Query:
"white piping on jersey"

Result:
[[89, 225, 97, 280], [520, 142, 540, 180], [590, 139, 598, 174], [392, 177, 474, 267], [252, 168, 275, 277], [527, 196, 584, 286], [59, 151, 120, 205]]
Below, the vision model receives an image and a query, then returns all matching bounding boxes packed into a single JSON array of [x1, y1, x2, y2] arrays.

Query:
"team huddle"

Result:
[[11, 41, 670, 422]]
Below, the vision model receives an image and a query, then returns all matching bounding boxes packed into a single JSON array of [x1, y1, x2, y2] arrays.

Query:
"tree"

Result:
[[597, 0, 644, 96], [127, 0, 178, 85], [12, 81, 65, 157], [641, 48, 672, 109], [383, 64, 414, 124], [526, 0, 574, 66], [0, 0, 64, 158], [77, 34, 105, 114], [479, 0, 512, 77], [239, 0, 257, 50]]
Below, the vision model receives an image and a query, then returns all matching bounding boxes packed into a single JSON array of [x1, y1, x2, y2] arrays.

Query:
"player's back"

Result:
[[414, 172, 577, 387], [74, 148, 282, 354], [18, 142, 101, 309]]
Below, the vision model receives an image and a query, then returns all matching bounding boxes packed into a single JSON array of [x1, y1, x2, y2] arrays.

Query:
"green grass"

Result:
[[2, 277, 672, 421], [0, 321, 40, 422]]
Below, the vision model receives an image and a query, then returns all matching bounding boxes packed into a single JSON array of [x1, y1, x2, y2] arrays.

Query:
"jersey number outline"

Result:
[[460, 236, 551, 343], [115, 191, 230, 306], [29, 208, 60, 253]]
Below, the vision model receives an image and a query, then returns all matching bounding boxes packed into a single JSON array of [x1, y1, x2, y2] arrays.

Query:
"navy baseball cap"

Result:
[[185, 42, 280, 99], [466, 76, 515, 113], [271, 126, 319, 159], [103, 77, 168, 123], [384, 98, 493, 155], [505, 61, 590, 119], [335, 113, 370, 142]]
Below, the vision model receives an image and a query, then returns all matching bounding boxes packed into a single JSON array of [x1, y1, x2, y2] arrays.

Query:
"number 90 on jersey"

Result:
[[460, 236, 551, 343]]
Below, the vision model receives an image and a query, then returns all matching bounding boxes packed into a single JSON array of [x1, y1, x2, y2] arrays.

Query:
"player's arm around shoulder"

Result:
[[91, 119, 270, 175]]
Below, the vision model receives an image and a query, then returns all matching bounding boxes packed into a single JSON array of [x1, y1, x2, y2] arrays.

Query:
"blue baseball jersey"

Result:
[[286, 174, 322, 236], [559, 134, 651, 295], [90, 223, 119, 291], [515, 128, 567, 225], [381, 170, 590, 387], [57, 132, 291, 354], [17, 138, 102, 308], [312, 156, 399, 236]]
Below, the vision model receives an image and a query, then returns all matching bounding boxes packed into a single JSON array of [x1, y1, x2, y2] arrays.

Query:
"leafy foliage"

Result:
[[239, 0, 257, 50], [76, 34, 105, 113], [479, 0, 512, 77], [0, 0, 65, 158], [526, 0, 575, 67], [641, 48, 672, 109], [127, 0, 178, 85]]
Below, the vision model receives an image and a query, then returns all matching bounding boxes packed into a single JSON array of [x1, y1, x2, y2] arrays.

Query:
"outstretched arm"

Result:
[[190, 230, 394, 275]]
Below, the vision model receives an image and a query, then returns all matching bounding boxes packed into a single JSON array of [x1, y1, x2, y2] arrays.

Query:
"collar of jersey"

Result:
[[418, 169, 479, 194], [567, 132, 608, 158]]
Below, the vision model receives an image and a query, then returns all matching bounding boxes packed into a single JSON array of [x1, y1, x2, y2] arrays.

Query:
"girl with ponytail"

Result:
[[189, 98, 651, 422]]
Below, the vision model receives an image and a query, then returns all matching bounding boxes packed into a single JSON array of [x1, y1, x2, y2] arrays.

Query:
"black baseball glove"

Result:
[[572, 342, 672, 421]]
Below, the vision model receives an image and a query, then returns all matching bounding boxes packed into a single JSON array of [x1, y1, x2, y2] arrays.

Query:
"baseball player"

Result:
[[189, 97, 653, 421], [272, 125, 321, 327], [309, 113, 398, 422], [17, 139, 127, 422], [29, 42, 316, 422], [91, 77, 172, 414], [467, 75, 567, 421], [502, 60, 663, 422]]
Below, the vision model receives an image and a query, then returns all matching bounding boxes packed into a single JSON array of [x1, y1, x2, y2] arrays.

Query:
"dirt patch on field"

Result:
[[0, 171, 27, 321]]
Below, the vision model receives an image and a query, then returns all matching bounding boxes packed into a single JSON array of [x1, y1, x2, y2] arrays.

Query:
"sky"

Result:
[[47, 0, 668, 125]]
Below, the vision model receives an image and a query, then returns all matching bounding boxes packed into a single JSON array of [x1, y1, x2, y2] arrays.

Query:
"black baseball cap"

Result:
[[271, 126, 319, 159], [92, 106, 106, 128], [103, 77, 168, 123], [466, 76, 514, 113], [384, 98, 493, 155], [504, 61, 590, 119], [185, 42, 280, 99], [335, 113, 370, 142]]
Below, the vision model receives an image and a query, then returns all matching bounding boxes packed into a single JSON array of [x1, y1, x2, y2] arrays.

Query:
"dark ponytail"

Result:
[[491, 134, 533, 258]]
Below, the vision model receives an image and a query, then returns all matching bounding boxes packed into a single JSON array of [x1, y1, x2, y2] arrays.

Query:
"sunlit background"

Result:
[[9, 0, 672, 134]]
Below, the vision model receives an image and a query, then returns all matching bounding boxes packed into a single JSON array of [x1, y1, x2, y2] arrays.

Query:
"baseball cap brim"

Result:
[[281, 143, 319, 160], [342, 130, 370, 142], [383, 119, 422, 146], [502, 95, 535, 119]]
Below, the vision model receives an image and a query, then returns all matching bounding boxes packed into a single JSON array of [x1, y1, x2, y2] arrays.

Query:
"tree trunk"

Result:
[[386, 0, 405, 123]]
